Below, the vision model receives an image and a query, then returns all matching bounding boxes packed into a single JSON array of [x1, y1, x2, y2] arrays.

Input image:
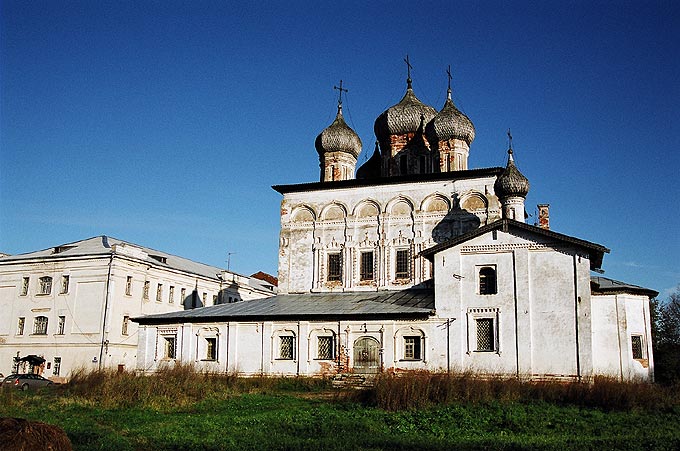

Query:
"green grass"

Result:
[[1, 368, 679, 450]]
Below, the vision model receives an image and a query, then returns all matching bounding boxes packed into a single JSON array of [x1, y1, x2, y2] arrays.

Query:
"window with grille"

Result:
[[327, 253, 342, 282], [122, 316, 130, 335], [125, 276, 133, 296], [360, 252, 374, 281], [205, 337, 217, 361], [17, 317, 25, 335], [53, 357, 61, 376], [479, 267, 497, 295], [476, 318, 495, 351], [33, 316, 48, 335], [279, 335, 294, 360], [38, 276, 52, 295], [404, 336, 422, 360], [143, 281, 150, 300], [60, 275, 70, 294], [317, 336, 334, 360], [164, 336, 177, 359], [21, 277, 29, 296], [395, 250, 410, 279], [57, 316, 65, 335], [169, 286, 175, 304], [156, 284, 163, 302], [631, 335, 643, 359]]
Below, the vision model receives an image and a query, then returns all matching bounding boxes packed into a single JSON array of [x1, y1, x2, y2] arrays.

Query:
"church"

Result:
[[134, 68, 656, 381]]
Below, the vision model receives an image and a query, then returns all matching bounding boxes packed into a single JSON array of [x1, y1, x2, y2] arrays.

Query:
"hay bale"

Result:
[[0, 417, 72, 451]]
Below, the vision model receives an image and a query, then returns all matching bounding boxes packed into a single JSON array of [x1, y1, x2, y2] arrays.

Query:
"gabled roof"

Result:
[[420, 219, 610, 270], [0, 235, 225, 281], [133, 288, 434, 324], [591, 276, 658, 298]]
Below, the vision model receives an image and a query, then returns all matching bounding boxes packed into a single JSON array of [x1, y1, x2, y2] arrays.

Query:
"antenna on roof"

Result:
[[227, 252, 236, 272]]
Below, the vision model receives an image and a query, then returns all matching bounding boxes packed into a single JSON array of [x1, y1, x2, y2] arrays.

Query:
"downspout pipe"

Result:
[[99, 251, 115, 370]]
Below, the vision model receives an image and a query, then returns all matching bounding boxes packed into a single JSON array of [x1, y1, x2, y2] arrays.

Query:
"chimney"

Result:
[[537, 204, 550, 230]]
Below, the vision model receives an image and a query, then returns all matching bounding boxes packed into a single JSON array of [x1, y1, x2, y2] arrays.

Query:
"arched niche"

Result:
[[321, 203, 347, 221], [460, 192, 488, 212], [386, 196, 415, 216], [421, 194, 451, 213], [354, 200, 380, 219], [291, 205, 316, 223]]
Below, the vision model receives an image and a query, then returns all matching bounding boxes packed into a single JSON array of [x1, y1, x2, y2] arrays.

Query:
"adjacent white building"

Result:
[[0, 236, 275, 379], [134, 73, 657, 381]]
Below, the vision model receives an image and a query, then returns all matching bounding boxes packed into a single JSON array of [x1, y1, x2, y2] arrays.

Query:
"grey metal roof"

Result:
[[591, 276, 658, 298], [133, 288, 435, 324], [0, 236, 225, 281], [425, 94, 475, 145], [374, 87, 437, 138], [315, 106, 362, 158]]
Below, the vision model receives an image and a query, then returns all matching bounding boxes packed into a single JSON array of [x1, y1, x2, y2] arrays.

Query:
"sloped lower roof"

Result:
[[133, 288, 435, 324], [421, 219, 610, 270], [591, 276, 658, 298]]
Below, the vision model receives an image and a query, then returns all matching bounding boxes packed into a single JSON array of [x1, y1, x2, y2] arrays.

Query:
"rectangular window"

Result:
[[279, 335, 294, 360], [17, 317, 25, 335], [476, 318, 495, 351], [21, 277, 29, 296], [360, 251, 374, 281], [57, 316, 65, 335], [125, 276, 133, 296], [143, 281, 150, 300], [631, 335, 643, 359], [60, 275, 70, 294], [205, 337, 217, 361], [395, 250, 410, 279], [33, 316, 48, 335], [169, 286, 175, 304], [38, 276, 52, 295], [156, 284, 163, 302], [404, 336, 422, 360], [479, 266, 497, 295], [317, 336, 334, 360], [327, 253, 341, 282], [164, 336, 177, 359], [122, 316, 130, 336], [53, 357, 61, 376], [202, 292, 207, 305], [180, 288, 186, 303]]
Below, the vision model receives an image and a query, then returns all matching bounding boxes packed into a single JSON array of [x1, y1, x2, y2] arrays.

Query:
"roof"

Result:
[[0, 235, 225, 281], [591, 276, 658, 298], [133, 288, 435, 324], [420, 219, 610, 270], [273, 167, 504, 194]]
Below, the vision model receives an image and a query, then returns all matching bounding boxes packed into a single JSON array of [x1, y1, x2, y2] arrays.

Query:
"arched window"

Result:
[[479, 266, 497, 295]]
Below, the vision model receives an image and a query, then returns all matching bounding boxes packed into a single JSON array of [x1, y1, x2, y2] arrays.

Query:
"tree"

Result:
[[653, 285, 680, 384]]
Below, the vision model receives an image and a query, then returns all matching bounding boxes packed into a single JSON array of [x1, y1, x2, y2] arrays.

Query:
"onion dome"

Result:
[[494, 148, 530, 198], [374, 80, 436, 140], [425, 88, 475, 145], [315, 104, 362, 158], [356, 142, 382, 179]]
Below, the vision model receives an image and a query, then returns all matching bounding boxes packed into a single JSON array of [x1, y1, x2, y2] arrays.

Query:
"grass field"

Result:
[[1, 368, 679, 450]]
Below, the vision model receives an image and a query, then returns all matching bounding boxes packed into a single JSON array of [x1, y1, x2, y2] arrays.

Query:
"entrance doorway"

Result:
[[353, 336, 380, 374]]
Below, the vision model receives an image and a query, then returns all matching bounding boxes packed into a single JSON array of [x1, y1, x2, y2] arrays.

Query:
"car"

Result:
[[2, 373, 53, 391]]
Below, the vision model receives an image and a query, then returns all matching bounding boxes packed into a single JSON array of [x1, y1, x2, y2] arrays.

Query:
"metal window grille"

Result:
[[34, 316, 48, 335], [39, 276, 52, 295], [60, 275, 70, 294], [206, 338, 217, 360], [327, 253, 342, 281], [57, 316, 65, 335], [479, 267, 497, 294], [53, 357, 61, 376], [318, 336, 334, 360], [156, 284, 163, 302], [395, 250, 410, 279], [476, 318, 494, 351], [17, 317, 25, 335], [360, 252, 374, 281], [280, 336, 294, 359], [165, 336, 176, 359], [404, 336, 421, 360], [125, 276, 133, 295], [143, 281, 150, 300], [631, 335, 643, 359], [21, 277, 29, 295]]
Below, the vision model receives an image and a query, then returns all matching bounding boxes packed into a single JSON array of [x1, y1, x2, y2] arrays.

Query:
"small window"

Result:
[[33, 316, 48, 335], [57, 316, 65, 335], [360, 252, 374, 281], [476, 318, 495, 351], [327, 253, 342, 282], [21, 277, 29, 296], [156, 284, 163, 302], [395, 249, 410, 279], [317, 336, 334, 360], [479, 267, 497, 295], [202, 292, 207, 305], [143, 281, 150, 300], [631, 335, 644, 359], [122, 316, 130, 336], [17, 317, 25, 335], [169, 286, 175, 304], [164, 336, 177, 359], [60, 275, 70, 294], [205, 337, 217, 361], [125, 276, 133, 296], [279, 335, 295, 360], [38, 276, 52, 295], [53, 357, 61, 376], [404, 336, 422, 360], [212, 295, 218, 305], [181, 288, 186, 302]]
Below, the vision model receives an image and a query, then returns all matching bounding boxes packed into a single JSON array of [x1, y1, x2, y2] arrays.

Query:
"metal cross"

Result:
[[446, 65, 452, 92], [333, 80, 348, 106], [404, 54, 413, 87], [507, 128, 513, 149]]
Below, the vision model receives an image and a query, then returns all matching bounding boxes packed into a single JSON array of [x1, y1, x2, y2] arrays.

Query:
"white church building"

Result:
[[133, 71, 656, 381]]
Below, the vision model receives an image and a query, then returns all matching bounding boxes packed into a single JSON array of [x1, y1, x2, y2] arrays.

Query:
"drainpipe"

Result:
[[99, 252, 115, 370], [297, 321, 301, 376], [573, 255, 581, 381]]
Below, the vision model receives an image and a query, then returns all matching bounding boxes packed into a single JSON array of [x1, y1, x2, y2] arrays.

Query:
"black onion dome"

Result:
[[356, 142, 382, 180], [315, 106, 362, 158], [425, 90, 475, 144], [494, 150, 530, 198], [374, 87, 436, 140]]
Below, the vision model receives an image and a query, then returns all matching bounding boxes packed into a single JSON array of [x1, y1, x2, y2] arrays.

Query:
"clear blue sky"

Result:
[[1, 1, 678, 299]]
